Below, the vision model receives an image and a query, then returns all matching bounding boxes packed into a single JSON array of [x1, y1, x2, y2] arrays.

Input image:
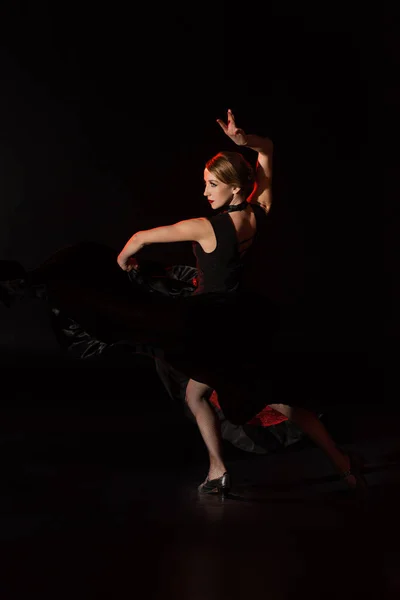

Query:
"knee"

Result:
[[185, 389, 198, 412], [185, 390, 206, 417], [269, 403, 294, 420]]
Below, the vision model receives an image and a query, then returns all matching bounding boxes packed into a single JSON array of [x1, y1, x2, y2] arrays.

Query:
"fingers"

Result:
[[216, 118, 228, 133], [217, 109, 237, 134], [117, 257, 129, 271]]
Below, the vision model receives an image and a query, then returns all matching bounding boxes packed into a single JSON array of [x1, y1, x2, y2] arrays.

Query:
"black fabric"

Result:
[[223, 200, 249, 213], [153, 356, 306, 454], [192, 204, 266, 294], [0, 260, 26, 281], [23, 239, 280, 423], [0, 277, 62, 361], [2, 221, 379, 425], [0, 255, 379, 425], [128, 263, 198, 297]]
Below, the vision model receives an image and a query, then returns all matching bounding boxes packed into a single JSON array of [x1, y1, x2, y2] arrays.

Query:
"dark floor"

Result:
[[1, 358, 399, 599]]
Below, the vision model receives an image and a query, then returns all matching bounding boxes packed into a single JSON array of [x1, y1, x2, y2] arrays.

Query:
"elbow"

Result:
[[131, 231, 147, 250], [264, 138, 274, 155]]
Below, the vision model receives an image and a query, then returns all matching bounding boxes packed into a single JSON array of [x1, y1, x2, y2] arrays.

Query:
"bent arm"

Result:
[[216, 110, 273, 213], [117, 218, 210, 270], [245, 135, 273, 213]]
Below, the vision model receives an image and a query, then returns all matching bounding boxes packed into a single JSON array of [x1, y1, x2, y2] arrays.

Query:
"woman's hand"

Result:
[[117, 253, 139, 272], [216, 109, 248, 146]]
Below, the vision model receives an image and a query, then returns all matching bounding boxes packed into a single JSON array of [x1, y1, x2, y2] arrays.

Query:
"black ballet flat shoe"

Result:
[[198, 472, 231, 497], [340, 451, 369, 496]]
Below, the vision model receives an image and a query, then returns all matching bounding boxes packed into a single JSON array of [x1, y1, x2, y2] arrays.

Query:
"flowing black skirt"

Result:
[[2, 241, 379, 425]]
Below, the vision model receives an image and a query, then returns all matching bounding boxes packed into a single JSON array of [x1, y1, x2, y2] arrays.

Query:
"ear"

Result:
[[232, 186, 241, 195]]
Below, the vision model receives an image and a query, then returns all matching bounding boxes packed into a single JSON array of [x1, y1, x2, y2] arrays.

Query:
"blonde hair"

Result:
[[206, 151, 255, 199]]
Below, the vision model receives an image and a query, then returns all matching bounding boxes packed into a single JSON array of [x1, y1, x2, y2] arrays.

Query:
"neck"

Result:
[[224, 199, 248, 213]]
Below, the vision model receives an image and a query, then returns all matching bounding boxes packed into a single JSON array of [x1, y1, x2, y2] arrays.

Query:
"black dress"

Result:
[[15, 203, 281, 423], [0, 204, 376, 425]]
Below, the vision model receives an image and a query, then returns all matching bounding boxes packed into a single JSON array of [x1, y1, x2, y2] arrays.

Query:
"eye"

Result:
[[210, 182, 217, 188]]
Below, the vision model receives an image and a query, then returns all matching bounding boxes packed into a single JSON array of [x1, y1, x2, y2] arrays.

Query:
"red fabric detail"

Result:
[[209, 391, 288, 427]]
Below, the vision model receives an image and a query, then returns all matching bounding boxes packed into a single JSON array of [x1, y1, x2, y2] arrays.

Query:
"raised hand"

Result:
[[216, 109, 248, 146]]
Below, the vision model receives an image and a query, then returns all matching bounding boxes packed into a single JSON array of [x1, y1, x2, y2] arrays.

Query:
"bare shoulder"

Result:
[[185, 217, 214, 233], [171, 216, 214, 243], [191, 217, 215, 241]]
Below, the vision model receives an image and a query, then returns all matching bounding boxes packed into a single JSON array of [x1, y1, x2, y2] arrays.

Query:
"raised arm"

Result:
[[217, 109, 273, 213], [117, 217, 211, 271]]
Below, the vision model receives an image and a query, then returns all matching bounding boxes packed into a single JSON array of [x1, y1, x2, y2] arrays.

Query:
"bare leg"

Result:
[[185, 379, 227, 480], [269, 404, 357, 487]]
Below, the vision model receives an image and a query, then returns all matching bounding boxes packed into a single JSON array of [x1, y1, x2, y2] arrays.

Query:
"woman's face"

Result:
[[203, 168, 238, 211]]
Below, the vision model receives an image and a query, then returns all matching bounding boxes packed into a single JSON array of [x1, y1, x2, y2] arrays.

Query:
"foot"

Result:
[[337, 453, 357, 488], [337, 450, 368, 493], [198, 472, 231, 495]]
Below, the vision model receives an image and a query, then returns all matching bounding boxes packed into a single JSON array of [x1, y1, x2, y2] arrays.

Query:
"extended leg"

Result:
[[269, 404, 357, 486]]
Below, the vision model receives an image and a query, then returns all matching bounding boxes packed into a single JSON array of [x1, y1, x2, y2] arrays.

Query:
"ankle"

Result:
[[208, 465, 226, 480]]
